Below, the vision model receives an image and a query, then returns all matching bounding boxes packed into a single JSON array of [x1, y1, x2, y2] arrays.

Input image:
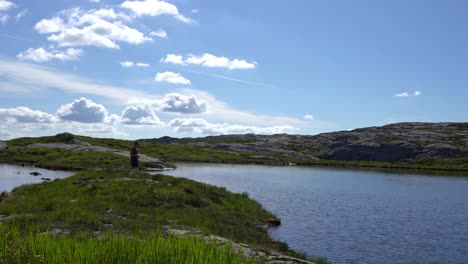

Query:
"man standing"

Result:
[[130, 141, 140, 169]]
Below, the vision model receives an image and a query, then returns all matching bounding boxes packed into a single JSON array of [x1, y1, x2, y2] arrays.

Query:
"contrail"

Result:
[[159, 64, 276, 88]]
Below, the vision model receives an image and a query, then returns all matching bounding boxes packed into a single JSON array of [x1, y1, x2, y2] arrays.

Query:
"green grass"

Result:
[[4, 133, 468, 173], [0, 225, 258, 264], [0, 170, 280, 251], [0, 148, 132, 170]]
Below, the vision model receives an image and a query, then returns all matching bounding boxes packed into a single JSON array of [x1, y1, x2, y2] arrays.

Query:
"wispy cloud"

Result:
[[120, 61, 150, 67], [160, 64, 275, 88], [394, 90, 422, 97], [0, 59, 328, 131]]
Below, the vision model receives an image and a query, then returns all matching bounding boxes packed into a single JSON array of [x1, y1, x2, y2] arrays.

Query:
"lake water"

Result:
[[0, 164, 74, 193], [163, 163, 468, 264]]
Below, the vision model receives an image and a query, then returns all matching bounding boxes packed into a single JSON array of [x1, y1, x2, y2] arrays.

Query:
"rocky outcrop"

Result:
[[143, 122, 468, 162], [0, 141, 7, 150]]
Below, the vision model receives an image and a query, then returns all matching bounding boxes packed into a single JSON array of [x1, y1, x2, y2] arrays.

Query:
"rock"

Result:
[[141, 122, 467, 163], [73, 179, 84, 184], [0, 141, 6, 150], [266, 218, 281, 227], [30, 172, 42, 176], [41, 177, 51, 181]]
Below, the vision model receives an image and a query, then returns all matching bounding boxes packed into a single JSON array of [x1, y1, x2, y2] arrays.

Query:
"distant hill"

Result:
[[143, 122, 468, 163]]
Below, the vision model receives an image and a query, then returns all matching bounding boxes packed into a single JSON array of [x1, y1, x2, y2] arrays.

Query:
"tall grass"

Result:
[[0, 225, 258, 264]]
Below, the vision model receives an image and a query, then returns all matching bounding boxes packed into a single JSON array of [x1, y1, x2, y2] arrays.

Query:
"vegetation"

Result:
[[0, 225, 257, 264], [3, 133, 467, 173], [0, 147, 130, 170], [0, 170, 277, 247], [0, 170, 324, 263]]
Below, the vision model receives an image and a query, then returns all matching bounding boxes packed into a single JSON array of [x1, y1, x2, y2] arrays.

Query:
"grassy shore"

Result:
[[1, 170, 322, 263], [3, 134, 468, 173], [1, 225, 257, 264]]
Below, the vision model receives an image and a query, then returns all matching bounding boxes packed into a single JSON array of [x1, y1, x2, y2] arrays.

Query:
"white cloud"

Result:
[[121, 105, 162, 125], [89, 0, 100, 3], [57, 97, 110, 123], [395, 90, 422, 97], [120, 61, 134, 67], [35, 8, 150, 49], [0, 59, 153, 103], [169, 117, 297, 135], [0, 107, 57, 123], [0, 59, 328, 131], [395, 92, 409, 97], [34, 17, 64, 33], [150, 28, 167, 38], [136, 62, 149, 67], [155, 71, 191, 85], [17, 48, 83, 62], [121, 0, 192, 23], [304, 114, 314, 120], [0, 0, 14, 12], [120, 61, 150, 67], [161, 53, 256, 70], [14, 9, 27, 21], [157, 93, 207, 114], [179, 88, 310, 128], [192, 9, 199, 14], [161, 53, 184, 64], [0, 14, 8, 24]]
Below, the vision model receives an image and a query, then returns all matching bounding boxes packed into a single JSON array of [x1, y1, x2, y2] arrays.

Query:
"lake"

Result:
[[1, 162, 467, 263], [163, 163, 468, 264], [0, 164, 74, 193]]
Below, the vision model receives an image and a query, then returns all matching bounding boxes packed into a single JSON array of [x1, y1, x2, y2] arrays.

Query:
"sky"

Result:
[[0, 0, 467, 140]]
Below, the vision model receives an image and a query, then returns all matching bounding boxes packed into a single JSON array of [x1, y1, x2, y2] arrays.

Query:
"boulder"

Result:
[[0, 141, 7, 150]]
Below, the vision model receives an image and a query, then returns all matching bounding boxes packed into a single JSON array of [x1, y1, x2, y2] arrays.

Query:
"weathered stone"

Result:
[[142, 122, 468, 163]]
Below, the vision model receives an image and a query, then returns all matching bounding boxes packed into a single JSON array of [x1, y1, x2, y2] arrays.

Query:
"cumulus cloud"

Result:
[[395, 90, 422, 97], [0, 107, 57, 123], [0, 0, 14, 12], [155, 71, 191, 85], [161, 53, 256, 70], [157, 93, 207, 114], [121, 0, 192, 23], [169, 117, 296, 135], [120, 61, 150, 67], [150, 28, 167, 38], [304, 114, 314, 120], [35, 8, 150, 49], [161, 54, 184, 64], [17, 48, 83, 62], [120, 105, 162, 125], [57, 97, 110, 123]]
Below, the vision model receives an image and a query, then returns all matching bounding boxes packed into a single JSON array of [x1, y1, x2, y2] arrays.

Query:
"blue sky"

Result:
[[0, 0, 467, 140]]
